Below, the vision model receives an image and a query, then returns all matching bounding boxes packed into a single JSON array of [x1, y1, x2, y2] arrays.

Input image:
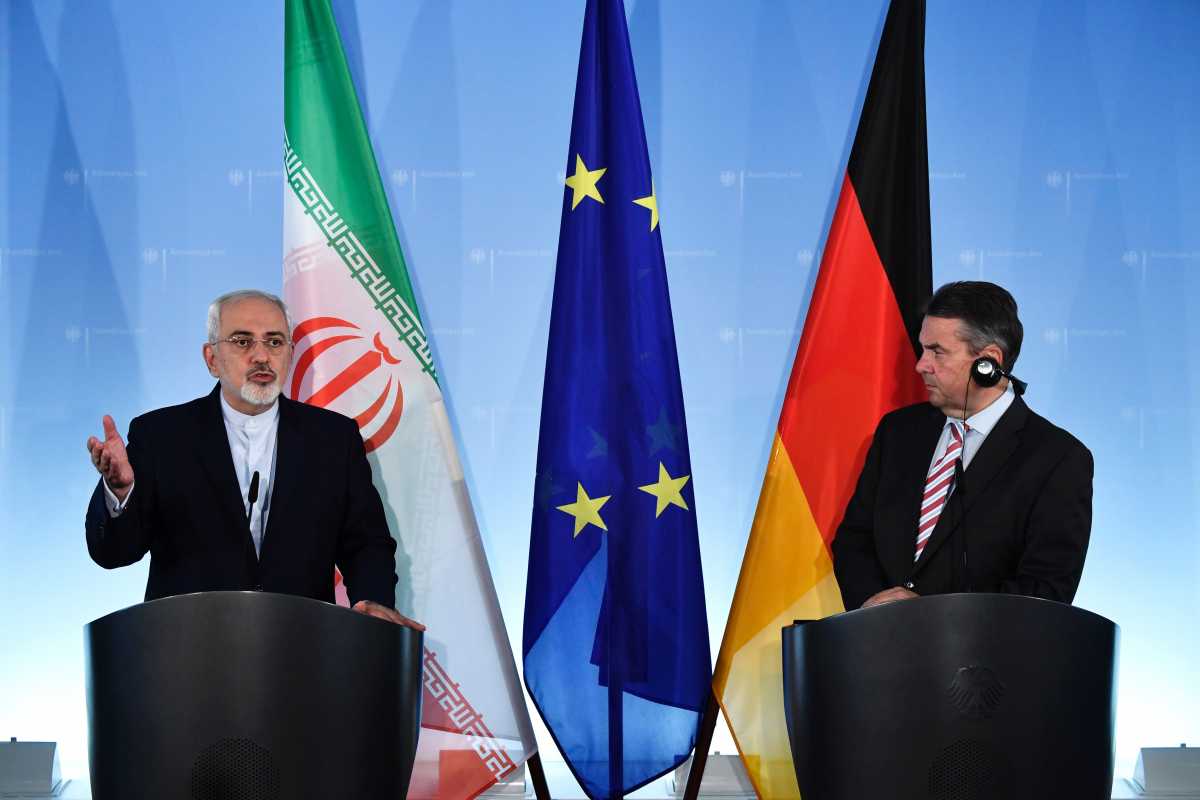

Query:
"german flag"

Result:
[[711, 1, 932, 796]]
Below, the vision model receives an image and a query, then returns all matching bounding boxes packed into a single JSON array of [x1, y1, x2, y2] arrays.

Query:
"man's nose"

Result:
[[915, 352, 931, 373]]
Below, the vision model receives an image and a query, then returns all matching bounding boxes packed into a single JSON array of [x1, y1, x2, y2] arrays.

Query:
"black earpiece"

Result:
[[971, 357, 1004, 388], [971, 356, 1027, 395]]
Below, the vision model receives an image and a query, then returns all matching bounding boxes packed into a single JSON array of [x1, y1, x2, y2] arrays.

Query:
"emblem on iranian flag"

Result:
[[290, 316, 405, 453]]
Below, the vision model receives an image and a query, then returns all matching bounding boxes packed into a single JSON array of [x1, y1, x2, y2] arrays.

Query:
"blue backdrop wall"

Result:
[[2, 0, 1197, 787]]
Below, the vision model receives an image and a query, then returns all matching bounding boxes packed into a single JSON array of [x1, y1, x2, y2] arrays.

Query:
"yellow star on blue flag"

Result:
[[633, 183, 659, 231], [556, 482, 611, 536], [638, 462, 690, 517], [565, 154, 606, 209]]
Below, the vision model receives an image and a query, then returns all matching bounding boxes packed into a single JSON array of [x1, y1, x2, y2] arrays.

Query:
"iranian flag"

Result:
[[282, 1, 536, 797]]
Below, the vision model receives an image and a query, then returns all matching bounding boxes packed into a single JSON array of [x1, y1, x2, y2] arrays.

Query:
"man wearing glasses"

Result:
[[84, 289, 419, 629]]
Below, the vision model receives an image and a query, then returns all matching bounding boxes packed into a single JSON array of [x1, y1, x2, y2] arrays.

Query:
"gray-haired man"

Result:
[[85, 289, 420, 629]]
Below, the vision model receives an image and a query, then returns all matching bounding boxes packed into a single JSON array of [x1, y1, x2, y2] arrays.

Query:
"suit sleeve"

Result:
[[999, 440, 1093, 603], [831, 421, 890, 610], [335, 420, 398, 607], [85, 416, 154, 568]]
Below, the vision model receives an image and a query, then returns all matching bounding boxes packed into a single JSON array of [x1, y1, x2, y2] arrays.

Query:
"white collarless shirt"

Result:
[[219, 394, 280, 557]]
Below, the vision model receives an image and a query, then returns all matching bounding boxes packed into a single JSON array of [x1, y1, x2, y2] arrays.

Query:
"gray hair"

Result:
[[206, 289, 294, 343]]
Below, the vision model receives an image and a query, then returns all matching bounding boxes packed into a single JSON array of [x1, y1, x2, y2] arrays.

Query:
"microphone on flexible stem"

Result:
[[247, 470, 260, 524]]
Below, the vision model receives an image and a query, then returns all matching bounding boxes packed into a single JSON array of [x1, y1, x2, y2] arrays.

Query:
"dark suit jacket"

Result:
[[831, 396, 1093, 610], [85, 385, 398, 606]]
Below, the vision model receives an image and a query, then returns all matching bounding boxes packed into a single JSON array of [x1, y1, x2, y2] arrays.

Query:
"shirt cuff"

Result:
[[103, 480, 134, 517]]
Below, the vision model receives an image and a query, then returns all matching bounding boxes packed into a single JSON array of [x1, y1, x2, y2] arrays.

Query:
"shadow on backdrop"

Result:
[[734, 0, 832, 523], [1014, 0, 1151, 494], [7, 0, 142, 532], [629, 0, 662, 179]]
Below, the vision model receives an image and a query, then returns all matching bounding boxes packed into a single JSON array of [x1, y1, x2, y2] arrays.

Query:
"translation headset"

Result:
[[970, 356, 1027, 396], [959, 356, 1027, 430]]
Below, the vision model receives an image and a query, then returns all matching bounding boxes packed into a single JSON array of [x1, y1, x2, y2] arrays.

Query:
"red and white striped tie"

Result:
[[915, 422, 965, 561]]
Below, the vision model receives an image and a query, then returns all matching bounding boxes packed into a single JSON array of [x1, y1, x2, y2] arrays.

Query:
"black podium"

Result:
[[85, 591, 423, 800], [783, 593, 1118, 800]]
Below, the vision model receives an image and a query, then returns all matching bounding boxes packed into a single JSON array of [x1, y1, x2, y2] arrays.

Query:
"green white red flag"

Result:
[[282, 1, 536, 796]]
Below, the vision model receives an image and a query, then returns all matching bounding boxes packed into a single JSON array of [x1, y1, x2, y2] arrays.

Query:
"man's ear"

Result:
[[202, 343, 219, 377], [978, 343, 1005, 368]]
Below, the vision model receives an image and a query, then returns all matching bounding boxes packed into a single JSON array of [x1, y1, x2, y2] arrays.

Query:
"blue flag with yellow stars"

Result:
[[522, 1, 711, 797]]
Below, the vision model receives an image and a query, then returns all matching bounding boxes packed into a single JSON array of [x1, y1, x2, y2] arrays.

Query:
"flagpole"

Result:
[[681, 691, 719, 800], [526, 752, 551, 800], [609, 678, 623, 799], [608, 568, 624, 799]]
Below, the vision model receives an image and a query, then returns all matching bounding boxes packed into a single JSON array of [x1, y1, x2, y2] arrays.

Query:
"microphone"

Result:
[[247, 470, 260, 524]]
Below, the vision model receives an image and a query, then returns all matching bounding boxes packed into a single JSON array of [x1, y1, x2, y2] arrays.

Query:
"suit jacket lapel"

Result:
[[913, 396, 1029, 573], [881, 405, 946, 579], [194, 384, 258, 563], [261, 395, 303, 564]]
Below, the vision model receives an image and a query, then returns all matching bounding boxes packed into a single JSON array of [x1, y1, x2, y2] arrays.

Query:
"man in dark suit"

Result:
[[832, 281, 1093, 611], [85, 289, 420, 628]]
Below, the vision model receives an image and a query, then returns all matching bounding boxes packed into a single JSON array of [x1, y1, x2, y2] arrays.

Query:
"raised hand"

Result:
[[86, 415, 134, 501]]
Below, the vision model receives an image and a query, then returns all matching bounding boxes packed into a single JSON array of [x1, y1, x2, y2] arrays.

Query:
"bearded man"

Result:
[[84, 289, 418, 628]]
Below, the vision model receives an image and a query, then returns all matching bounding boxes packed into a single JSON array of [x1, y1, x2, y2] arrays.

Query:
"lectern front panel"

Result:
[[85, 591, 422, 800], [783, 593, 1117, 800]]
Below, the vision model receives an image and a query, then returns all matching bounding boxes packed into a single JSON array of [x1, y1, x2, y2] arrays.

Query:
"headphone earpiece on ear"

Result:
[[971, 356, 1005, 388]]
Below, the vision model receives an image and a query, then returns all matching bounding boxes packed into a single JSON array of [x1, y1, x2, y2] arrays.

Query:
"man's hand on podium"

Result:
[[352, 600, 426, 631], [862, 586, 919, 609], [86, 415, 134, 502]]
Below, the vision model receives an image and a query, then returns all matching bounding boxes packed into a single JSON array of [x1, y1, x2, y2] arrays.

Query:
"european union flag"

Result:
[[522, 1, 711, 797]]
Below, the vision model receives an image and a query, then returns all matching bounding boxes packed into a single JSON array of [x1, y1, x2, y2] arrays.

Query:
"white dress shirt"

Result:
[[104, 394, 280, 558], [926, 382, 1015, 479]]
